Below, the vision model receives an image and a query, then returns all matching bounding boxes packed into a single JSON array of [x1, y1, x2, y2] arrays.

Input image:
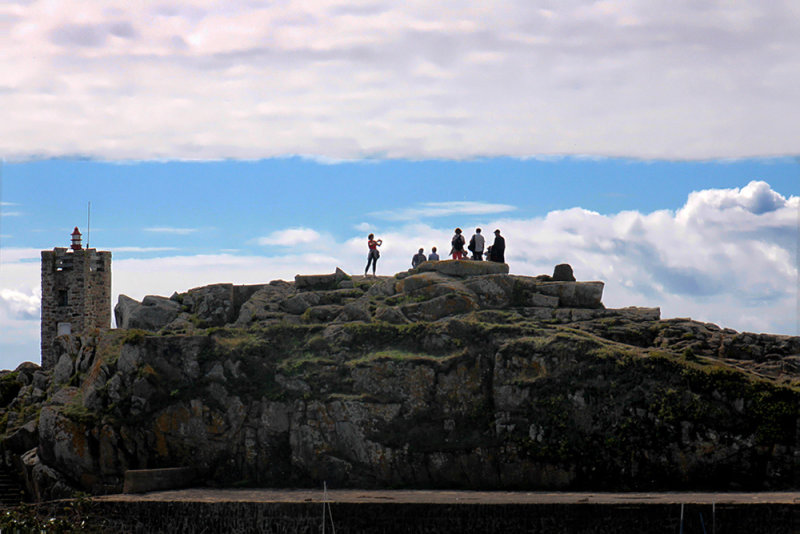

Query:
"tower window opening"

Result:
[[58, 290, 69, 306]]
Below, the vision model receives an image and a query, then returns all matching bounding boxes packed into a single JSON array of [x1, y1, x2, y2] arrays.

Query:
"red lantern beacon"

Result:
[[71, 226, 82, 250]]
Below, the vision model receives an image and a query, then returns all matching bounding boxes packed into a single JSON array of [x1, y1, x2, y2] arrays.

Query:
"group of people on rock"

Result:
[[444, 227, 505, 263], [363, 229, 506, 276]]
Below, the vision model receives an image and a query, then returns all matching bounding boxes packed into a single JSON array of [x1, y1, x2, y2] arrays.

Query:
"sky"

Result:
[[0, 1, 799, 370]]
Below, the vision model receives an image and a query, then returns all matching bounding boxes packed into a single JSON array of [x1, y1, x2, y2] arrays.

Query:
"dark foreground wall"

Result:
[[59, 501, 799, 534]]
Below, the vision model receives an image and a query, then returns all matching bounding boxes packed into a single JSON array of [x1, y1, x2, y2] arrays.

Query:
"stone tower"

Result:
[[40, 227, 111, 369]]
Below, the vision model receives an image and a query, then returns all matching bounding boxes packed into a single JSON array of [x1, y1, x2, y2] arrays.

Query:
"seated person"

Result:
[[428, 247, 440, 261]]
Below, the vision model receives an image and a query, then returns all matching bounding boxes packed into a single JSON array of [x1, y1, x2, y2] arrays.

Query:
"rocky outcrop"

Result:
[[115, 295, 180, 331], [295, 267, 352, 291], [0, 264, 798, 501]]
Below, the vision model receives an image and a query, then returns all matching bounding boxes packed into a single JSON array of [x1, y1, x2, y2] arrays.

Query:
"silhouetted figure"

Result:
[[412, 248, 426, 268], [450, 228, 466, 260], [365, 233, 382, 276], [489, 229, 505, 263], [428, 247, 440, 261]]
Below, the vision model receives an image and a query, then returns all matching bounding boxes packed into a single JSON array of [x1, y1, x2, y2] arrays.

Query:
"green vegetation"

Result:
[[121, 329, 148, 346], [62, 392, 96, 425], [278, 352, 336, 375], [347, 349, 455, 367]]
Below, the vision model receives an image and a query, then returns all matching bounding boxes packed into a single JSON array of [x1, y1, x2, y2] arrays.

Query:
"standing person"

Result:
[[428, 247, 440, 261], [412, 248, 426, 268], [364, 233, 382, 276], [469, 228, 485, 260], [450, 228, 466, 260], [489, 229, 505, 263]]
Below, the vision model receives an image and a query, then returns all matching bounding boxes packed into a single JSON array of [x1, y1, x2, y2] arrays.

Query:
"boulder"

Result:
[[335, 301, 371, 323], [235, 284, 294, 326], [302, 305, 344, 323], [616, 307, 661, 321], [182, 284, 235, 327], [552, 263, 576, 281], [282, 292, 321, 315], [401, 293, 478, 321], [115, 294, 180, 331], [295, 267, 351, 291], [393, 273, 469, 303], [38, 403, 99, 488], [53, 353, 74, 385], [572, 282, 604, 308], [417, 259, 509, 277], [15, 362, 40, 386], [4, 419, 39, 454], [463, 275, 515, 308], [375, 306, 408, 324], [365, 279, 397, 297], [25, 449, 77, 501], [534, 281, 604, 308]]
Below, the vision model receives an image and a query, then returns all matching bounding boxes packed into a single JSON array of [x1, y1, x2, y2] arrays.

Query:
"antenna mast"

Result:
[[87, 201, 91, 249]]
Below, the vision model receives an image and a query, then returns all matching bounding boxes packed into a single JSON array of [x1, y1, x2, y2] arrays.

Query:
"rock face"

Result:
[[1, 266, 798, 500], [115, 295, 180, 331]]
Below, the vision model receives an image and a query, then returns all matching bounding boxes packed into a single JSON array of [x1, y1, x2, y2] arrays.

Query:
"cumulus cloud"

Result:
[[0, 288, 39, 320], [1, 1, 799, 160]]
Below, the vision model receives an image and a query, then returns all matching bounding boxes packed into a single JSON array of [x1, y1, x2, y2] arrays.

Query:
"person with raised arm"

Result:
[[365, 233, 382, 276]]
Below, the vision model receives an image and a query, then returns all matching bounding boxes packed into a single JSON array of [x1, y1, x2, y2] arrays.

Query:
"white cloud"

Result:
[[256, 227, 321, 246], [1, 202, 21, 216], [373, 201, 516, 221], [1, 2, 798, 160], [0, 288, 39, 320]]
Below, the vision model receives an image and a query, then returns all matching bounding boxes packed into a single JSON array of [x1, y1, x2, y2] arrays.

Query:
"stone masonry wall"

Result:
[[40, 248, 111, 369]]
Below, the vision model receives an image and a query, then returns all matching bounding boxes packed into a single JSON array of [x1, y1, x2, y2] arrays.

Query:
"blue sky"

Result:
[[4, 156, 797, 256], [1, 1, 799, 370]]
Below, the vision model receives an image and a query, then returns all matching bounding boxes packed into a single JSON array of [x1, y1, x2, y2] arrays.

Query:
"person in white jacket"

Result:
[[469, 228, 485, 260]]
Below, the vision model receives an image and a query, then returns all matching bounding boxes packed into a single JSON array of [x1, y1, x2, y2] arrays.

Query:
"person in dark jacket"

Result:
[[412, 248, 426, 268], [489, 229, 505, 263], [450, 228, 466, 260]]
